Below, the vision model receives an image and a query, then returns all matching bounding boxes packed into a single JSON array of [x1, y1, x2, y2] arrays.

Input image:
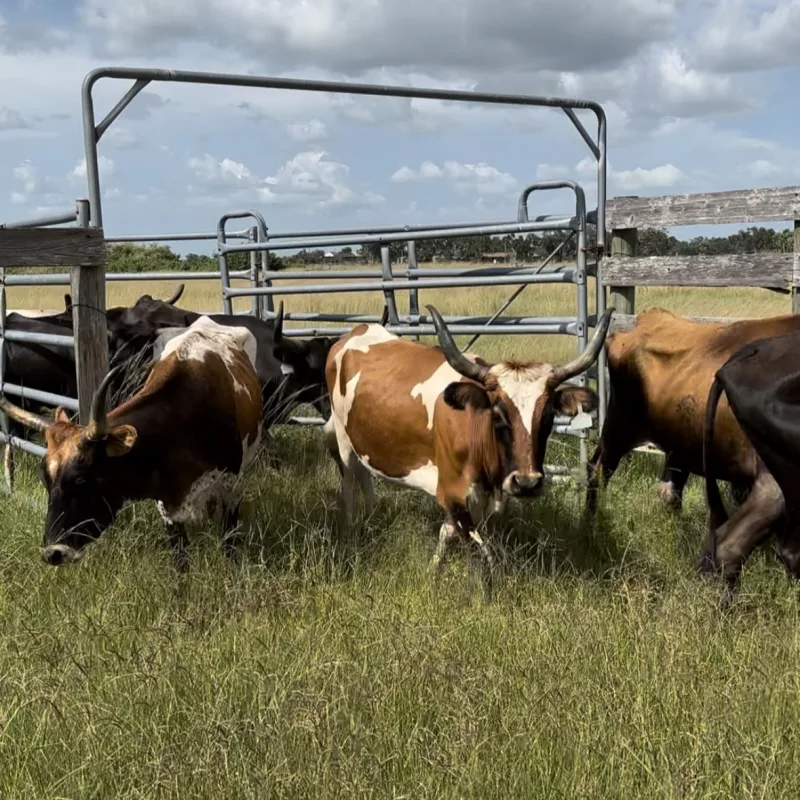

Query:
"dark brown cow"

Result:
[[323, 304, 615, 601], [0, 316, 262, 569], [587, 307, 800, 514], [702, 329, 800, 599]]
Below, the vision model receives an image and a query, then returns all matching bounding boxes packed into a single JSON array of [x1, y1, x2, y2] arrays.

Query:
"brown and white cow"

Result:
[[323, 304, 615, 600], [586, 307, 800, 516], [0, 316, 262, 569]]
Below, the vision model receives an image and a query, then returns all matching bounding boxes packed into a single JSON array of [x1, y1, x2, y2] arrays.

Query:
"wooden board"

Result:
[[604, 253, 793, 288], [0, 227, 106, 268], [607, 186, 800, 229], [607, 313, 739, 334]]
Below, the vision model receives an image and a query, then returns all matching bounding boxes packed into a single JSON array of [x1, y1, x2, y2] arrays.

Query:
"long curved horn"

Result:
[[165, 284, 185, 305], [426, 304, 490, 383], [548, 307, 616, 387], [0, 395, 49, 432], [379, 305, 389, 326], [85, 365, 124, 441], [273, 301, 285, 345]]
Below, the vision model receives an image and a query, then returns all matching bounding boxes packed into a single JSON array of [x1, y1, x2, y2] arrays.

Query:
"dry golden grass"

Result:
[[7, 262, 791, 365]]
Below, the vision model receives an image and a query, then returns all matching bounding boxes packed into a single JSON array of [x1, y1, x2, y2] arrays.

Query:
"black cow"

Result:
[[106, 294, 337, 423], [702, 329, 800, 598]]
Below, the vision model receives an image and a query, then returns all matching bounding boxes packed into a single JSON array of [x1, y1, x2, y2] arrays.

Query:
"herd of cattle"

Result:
[[1, 284, 800, 604]]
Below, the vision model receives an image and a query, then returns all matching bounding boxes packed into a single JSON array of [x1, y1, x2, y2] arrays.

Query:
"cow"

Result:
[[586, 307, 800, 516], [0, 315, 263, 570], [702, 329, 800, 598], [322, 303, 615, 601], [106, 294, 338, 422]]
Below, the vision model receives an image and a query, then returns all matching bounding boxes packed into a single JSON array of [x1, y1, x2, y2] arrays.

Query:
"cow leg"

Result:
[[586, 422, 642, 515], [656, 456, 688, 512], [220, 499, 242, 561], [701, 469, 785, 598], [165, 520, 189, 573], [774, 514, 800, 581], [452, 506, 495, 604], [430, 519, 459, 574]]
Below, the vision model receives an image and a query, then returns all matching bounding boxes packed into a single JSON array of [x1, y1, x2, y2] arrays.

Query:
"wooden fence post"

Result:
[[72, 199, 109, 424], [793, 218, 800, 314], [610, 228, 637, 316]]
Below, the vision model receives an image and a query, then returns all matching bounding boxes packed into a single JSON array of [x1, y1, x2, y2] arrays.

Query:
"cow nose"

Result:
[[504, 471, 543, 497], [41, 544, 78, 566]]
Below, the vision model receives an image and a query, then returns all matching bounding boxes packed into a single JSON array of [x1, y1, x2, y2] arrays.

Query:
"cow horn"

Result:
[[549, 307, 616, 386], [426, 304, 490, 383], [85, 365, 123, 441], [273, 301, 285, 344], [165, 284, 185, 305], [379, 305, 389, 326], [0, 395, 49, 432]]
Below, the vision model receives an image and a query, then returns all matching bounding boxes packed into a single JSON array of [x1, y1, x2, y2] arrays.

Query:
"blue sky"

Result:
[[1, 0, 799, 254]]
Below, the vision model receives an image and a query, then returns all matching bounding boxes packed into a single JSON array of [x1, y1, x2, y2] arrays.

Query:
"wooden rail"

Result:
[[0, 225, 109, 424], [604, 185, 800, 317]]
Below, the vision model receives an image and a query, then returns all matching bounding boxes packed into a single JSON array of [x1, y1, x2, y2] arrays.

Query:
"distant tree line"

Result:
[[104, 225, 795, 273]]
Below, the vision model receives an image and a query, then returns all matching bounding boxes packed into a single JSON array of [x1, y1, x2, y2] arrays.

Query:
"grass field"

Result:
[[1, 271, 799, 798]]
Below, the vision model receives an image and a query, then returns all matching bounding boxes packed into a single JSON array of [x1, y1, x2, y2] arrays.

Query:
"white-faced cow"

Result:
[[0, 316, 262, 569], [323, 304, 615, 600]]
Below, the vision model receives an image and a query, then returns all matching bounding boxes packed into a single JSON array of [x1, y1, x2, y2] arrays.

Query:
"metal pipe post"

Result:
[[380, 246, 400, 326], [248, 226, 259, 317]]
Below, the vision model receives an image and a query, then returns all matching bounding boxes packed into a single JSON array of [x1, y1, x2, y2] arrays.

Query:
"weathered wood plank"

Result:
[[609, 313, 740, 334], [607, 186, 800, 228], [604, 253, 793, 288], [71, 265, 109, 424], [0, 227, 106, 268], [609, 229, 636, 315]]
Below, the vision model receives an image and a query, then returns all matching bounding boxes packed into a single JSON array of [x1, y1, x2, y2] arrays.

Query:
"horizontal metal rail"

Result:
[[226, 269, 577, 297], [2, 270, 250, 287], [259, 264, 571, 281], [220, 218, 580, 255], [0, 382, 80, 412], [105, 230, 251, 243], [265, 212, 597, 240], [270, 312, 579, 326], [281, 322, 579, 336], [3, 330, 75, 347], [0, 430, 46, 457], [0, 210, 78, 229]]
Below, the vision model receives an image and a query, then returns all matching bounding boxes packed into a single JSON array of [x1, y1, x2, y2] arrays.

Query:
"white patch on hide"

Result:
[[410, 360, 462, 429], [490, 362, 551, 434]]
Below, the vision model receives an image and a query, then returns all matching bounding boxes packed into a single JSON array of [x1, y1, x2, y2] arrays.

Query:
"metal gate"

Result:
[[216, 180, 602, 479]]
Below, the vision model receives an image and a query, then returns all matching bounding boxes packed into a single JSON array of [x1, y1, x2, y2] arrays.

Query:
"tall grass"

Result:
[[1, 273, 798, 797]]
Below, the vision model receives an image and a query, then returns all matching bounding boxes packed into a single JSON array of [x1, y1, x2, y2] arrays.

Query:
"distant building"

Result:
[[480, 251, 512, 263]]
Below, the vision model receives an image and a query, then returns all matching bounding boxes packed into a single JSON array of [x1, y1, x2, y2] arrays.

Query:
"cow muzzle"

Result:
[[503, 471, 544, 498], [41, 544, 82, 567]]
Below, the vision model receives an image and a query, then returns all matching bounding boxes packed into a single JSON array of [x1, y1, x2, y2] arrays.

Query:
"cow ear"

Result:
[[443, 381, 491, 411], [553, 386, 598, 416], [54, 407, 71, 424], [105, 424, 138, 457]]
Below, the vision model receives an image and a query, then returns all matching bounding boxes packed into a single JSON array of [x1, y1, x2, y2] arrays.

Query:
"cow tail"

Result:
[[703, 373, 727, 571]]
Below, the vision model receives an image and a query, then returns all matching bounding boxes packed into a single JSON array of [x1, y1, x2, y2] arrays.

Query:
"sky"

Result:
[[1, 0, 799, 254]]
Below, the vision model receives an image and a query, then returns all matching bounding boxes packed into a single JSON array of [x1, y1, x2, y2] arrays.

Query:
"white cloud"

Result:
[[71, 155, 115, 181], [613, 164, 686, 190], [102, 127, 141, 149], [391, 159, 515, 195], [288, 119, 328, 142], [187, 149, 384, 210], [696, 0, 800, 73], [741, 159, 782, 180], [0, 107, 31, 131]]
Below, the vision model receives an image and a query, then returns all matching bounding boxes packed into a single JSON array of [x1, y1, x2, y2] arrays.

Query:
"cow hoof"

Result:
[[697, 551, 717, 577]]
